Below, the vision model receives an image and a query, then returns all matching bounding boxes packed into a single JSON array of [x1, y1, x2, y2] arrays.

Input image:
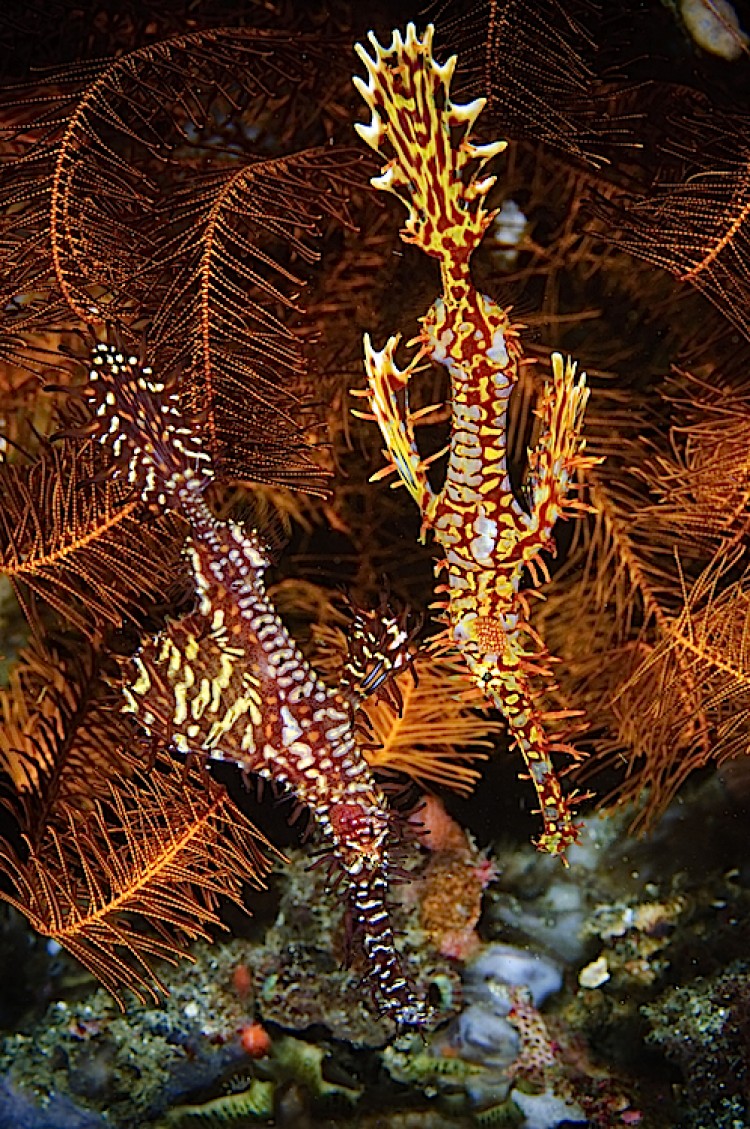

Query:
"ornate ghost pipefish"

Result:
[[352, 25, 599, 859], [82, 341, 429, 1025]]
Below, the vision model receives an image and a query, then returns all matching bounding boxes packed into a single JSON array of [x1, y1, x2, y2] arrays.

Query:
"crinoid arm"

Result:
[[353, 23, 506, 264]]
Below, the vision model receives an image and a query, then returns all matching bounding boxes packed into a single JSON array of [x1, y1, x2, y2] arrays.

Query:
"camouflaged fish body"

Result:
[[85, 342, 425, 1025], [354, 25, 596, 858]]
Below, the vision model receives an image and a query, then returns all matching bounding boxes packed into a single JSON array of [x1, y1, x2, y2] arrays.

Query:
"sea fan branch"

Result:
[[360, 653, 502, 795], [0, 25, 358, 489], [153, 147, 361, 490], [593, 104, 750, 339], [605, 558, 750, 825]]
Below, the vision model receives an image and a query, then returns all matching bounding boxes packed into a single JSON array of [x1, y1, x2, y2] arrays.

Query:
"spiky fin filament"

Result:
[[354, 23, 506, 264]]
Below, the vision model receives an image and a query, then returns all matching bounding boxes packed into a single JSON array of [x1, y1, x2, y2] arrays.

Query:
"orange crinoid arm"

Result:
[[353, 24, 598, 860]]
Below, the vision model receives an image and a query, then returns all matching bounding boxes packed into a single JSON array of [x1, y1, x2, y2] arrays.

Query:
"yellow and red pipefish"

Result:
[[352, 24, 599, 860]]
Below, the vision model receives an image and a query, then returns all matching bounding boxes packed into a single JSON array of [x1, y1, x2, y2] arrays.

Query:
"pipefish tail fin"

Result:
[[353, 22, 506, 264]]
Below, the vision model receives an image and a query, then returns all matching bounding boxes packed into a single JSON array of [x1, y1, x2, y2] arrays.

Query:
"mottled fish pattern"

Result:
[[353, 25, 598, 859], [84, 343, 425, 1025]]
